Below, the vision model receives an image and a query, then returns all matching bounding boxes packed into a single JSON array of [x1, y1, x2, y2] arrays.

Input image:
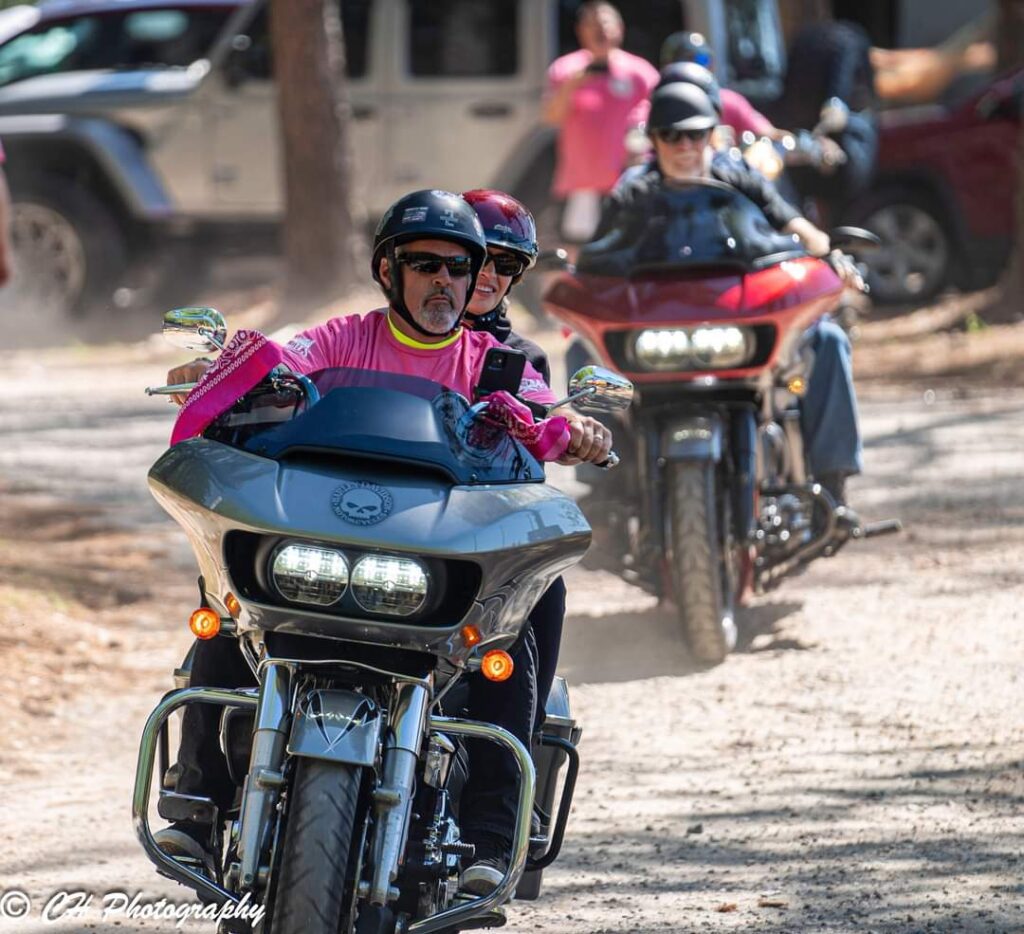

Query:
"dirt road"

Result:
[[1, 345, 1022, 933]]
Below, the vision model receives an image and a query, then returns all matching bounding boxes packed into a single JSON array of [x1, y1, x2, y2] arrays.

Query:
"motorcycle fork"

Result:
[[236, 662, 292, 891], [368, 680, 432, 906]]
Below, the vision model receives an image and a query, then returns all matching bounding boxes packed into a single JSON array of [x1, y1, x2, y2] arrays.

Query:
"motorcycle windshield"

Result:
[[580, 179, 806, 277], [209, 367, 545, 484]]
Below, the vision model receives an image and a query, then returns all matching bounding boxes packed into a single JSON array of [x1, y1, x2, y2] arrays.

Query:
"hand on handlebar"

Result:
[[167, 358, 213, 405], [828, 250, 867, 292], [557, 414, 614, 466]]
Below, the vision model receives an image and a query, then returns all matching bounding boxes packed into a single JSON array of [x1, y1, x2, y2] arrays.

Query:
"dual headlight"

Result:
[[271, 543, 429, 617], [632, 326, 754, 371]]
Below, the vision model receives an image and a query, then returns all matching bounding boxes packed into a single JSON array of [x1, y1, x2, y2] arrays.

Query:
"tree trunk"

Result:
[[270, 0, 362, 307]]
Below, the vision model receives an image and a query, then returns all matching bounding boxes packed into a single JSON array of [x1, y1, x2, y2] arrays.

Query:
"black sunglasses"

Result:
[[484, 251, 527, 277], [395, 251, 474, 277], [654, 127, 711, 144]]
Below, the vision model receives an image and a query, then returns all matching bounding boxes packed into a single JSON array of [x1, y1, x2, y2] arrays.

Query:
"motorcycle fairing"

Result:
[[148, 439, 589, 660], [546, 257, 842, 386]]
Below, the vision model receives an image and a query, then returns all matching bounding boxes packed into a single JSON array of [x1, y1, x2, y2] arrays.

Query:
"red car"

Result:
[[848, 67, 1020, 303]]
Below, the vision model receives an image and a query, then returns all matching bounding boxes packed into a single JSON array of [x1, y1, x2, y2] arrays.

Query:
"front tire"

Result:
[[667, 461, 737, 666], [270, 759, 364, 934]]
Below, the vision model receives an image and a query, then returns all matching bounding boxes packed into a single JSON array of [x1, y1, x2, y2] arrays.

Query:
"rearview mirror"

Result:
[[162, 307, 227, 352], [830, 226, 881, 254], [567, 366, 633, 413]]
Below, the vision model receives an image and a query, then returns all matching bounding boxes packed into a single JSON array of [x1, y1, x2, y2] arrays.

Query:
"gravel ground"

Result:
[[0, 345, 1022, 934]]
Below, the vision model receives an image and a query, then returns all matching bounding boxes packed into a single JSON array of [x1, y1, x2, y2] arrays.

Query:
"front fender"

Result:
[[659, 415, 724, 462], [287, 690, 382, 767]]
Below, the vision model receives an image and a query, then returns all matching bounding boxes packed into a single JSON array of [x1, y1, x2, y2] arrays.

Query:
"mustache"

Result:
[[424, 288, 455, 305]]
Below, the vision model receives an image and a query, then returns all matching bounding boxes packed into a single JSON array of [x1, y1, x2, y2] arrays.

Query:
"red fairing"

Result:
[[543, 256, 842, 385]]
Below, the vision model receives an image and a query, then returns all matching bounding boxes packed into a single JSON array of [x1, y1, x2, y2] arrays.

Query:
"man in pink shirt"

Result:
[[543, 2, 659, 242], [161, 190, 613, 898]]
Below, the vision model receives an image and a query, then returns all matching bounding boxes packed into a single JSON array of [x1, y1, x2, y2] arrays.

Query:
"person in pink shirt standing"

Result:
[[543, 1, 659, 243]]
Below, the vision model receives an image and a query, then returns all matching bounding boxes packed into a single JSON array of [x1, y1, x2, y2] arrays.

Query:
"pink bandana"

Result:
[[170, 330, 284, 445], [478, 391, 571, 462]]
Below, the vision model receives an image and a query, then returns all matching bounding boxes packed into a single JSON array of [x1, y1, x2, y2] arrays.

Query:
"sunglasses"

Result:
[[654, 127, 711, 145], [395, 251, 474, 277], [484, 251, 527, 277]]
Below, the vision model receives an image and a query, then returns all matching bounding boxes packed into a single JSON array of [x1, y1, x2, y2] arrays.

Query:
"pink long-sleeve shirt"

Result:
[[279, 309, 556, 407]]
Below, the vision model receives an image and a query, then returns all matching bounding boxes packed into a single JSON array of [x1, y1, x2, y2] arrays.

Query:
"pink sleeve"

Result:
[[518, 360, 557, 408], [279, 315, 359, 374], [721, 89, 774, 137]]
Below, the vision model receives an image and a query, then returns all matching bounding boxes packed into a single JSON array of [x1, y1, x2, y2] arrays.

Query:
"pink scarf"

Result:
[[170, 330, 284, 445], [478, 391, 571, 462]]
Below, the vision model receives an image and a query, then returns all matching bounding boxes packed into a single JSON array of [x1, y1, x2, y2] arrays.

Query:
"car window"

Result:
[[556, 0, 684, 66], [0, 8, 232, 86], [230, 1, 373, 81], [407, 0, 518, 77]]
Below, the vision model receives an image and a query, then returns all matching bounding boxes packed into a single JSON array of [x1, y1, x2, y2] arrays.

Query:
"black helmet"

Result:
[[647, 82, 718, 134], [372, 189, 488, 337], [660, 30, 713, 69], [656, 62, 722, 117]]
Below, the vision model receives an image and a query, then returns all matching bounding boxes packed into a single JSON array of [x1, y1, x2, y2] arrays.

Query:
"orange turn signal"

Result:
[[189, 608, 221, 640], [787, 376, 807, 396], [480, 649, 514, 683], [225, 593, 242, 619], [461, 624, 482, 648]]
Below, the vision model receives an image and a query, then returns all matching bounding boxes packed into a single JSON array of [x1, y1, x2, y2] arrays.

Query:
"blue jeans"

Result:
[[800, 319, 862, 478]]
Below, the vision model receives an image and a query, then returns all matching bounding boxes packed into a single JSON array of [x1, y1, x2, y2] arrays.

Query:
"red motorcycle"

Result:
[[543, 180, 899, 665]]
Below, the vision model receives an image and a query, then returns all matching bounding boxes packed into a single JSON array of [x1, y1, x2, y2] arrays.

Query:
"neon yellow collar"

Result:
[[387, 311, 462, 350]]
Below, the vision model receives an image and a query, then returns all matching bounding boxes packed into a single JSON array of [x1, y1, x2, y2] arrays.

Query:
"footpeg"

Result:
[[857, 518, 902, 539]]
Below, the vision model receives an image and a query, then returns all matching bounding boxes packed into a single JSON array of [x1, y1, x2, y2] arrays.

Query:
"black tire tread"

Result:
[[668, 461, 729, 665], [271, 759, 362, 934]]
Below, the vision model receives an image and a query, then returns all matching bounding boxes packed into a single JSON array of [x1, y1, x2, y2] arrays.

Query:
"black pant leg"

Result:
[[174, 636, 257, 812], [460, 629, 538, 844], [530, 577, 567, 731]]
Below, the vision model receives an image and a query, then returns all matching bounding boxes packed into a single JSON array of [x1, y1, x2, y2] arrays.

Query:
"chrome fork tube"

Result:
[[237, 662, 292, 890], [368, 680, 431, 905]]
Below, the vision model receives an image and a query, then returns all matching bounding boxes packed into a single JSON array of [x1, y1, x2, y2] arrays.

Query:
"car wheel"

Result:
[[856, 194, 951, 304], [8, 176, 128, 317]]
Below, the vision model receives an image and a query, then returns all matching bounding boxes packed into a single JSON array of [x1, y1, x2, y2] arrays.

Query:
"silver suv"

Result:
[[0, 0, 786, 315]]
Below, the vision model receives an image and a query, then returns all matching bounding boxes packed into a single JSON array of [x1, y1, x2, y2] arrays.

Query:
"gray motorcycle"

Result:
[[133, 308, 632, 933]]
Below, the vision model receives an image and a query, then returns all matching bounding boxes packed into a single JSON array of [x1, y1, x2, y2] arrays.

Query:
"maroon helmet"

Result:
[[461, 189, 538, 284]]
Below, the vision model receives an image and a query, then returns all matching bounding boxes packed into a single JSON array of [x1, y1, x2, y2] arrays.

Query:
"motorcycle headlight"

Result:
[[350, 554, 429, 617], [633, 326, 754, 371], [271, 543, 349, 606], [689, 326, 753, 368], [634, 328, 690, 368]]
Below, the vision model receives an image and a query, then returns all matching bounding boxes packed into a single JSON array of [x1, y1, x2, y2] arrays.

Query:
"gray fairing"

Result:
[[149, 438, 590, 666]]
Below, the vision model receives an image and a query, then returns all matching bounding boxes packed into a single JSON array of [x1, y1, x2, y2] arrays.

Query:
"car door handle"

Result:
[[353, 105, 376, 120], [470, 102, 512, 118]]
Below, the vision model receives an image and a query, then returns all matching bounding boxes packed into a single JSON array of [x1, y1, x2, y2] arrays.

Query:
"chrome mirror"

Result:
[[162, 307, 227, 352], [566, 366, 633, 413]]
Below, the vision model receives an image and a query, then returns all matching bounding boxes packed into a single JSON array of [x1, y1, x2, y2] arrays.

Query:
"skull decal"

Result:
[[331, 482, 394, 526]]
